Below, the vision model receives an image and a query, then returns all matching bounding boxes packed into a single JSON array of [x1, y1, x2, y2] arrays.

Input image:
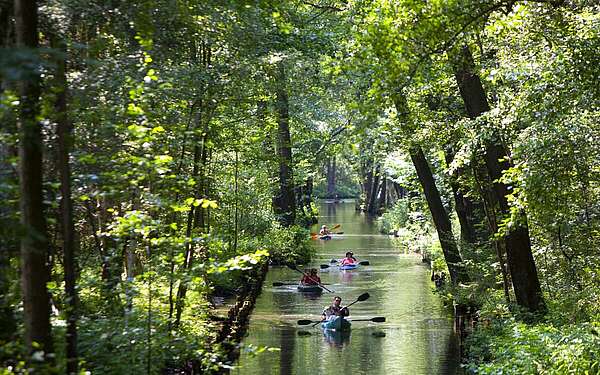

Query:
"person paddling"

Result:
[[322, 296, 349, 320], [319, 225, 331, 236], [300, 268, 321, 286], [340, 251, 357, 265]]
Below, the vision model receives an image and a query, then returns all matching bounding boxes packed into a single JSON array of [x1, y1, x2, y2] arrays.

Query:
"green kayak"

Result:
[[297, 284, 323, 294]]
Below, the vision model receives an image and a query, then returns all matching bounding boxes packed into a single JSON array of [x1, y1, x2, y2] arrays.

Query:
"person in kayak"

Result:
[[340, 251, 357, 265], [300, 268, 321, 285], [322, 296, 349, 320], [319, 225, 331, 236]]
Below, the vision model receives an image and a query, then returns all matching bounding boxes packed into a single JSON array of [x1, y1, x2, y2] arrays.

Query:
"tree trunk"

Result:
[[393, 181, 405, 199], [0, 0, 13, 49], [367, 165, 380, 214], [409, 146, 470, 284], [453, 44, 544, 313], [379, 177, 387, 210], [15, 0, 53, 357], [363, 164, 373, 210], [326, 156, 336, 198], [472, 162, 512, 304], [175, 107, 206, 327], [51, 33, 78, 373], [98, 196, 122, 313], [444, 148, 485, 245], [0, 0, 17, 343], [273, 63, 295, 227]]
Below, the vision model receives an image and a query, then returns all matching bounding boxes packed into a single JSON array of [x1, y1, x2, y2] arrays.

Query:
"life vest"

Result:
[[301, 275, 321, 285]]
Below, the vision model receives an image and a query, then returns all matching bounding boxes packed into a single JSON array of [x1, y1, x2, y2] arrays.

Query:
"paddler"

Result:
[[340, 251, 357, 265], [322, 296, 349, 320], [300, 268, 321, 285], [319, 225, 331, 236]]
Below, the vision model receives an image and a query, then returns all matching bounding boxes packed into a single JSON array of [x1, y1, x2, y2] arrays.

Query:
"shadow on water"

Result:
[[234, 201, 461, 375]]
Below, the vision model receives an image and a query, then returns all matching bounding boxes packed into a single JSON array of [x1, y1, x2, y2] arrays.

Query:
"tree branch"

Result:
[[303, 1, 346, 12], [314, 119, 351, 157]]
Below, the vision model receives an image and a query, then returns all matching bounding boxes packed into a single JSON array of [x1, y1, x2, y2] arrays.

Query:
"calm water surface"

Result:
[[234, 201, 460, 375]]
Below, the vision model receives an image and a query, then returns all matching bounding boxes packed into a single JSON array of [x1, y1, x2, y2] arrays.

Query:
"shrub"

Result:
[[261, 224, 314, 265]]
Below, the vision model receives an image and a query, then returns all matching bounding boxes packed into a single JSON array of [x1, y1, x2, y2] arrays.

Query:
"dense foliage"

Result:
[[1, 0, 598, 373]]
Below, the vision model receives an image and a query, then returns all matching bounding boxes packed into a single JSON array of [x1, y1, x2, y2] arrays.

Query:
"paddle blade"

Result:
[[357, 292, 370, 301], [330, 259, 337, 263], [349, 317, 386, 322], [359, 261, 370, 266], [297, 319, 315, 325], [332, 224, 341, 230], [320, 264, 330, 269]]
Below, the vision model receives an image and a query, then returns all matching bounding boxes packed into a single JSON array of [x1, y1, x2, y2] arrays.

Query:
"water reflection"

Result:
[[323, 329, 351, 348], [234, 201, 460, 375]]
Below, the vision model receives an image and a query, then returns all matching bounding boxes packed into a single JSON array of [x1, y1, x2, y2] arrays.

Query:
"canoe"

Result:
[[339, 263, 358, 270], [297, 284, 323, 294], [321, 316, 351, 331]]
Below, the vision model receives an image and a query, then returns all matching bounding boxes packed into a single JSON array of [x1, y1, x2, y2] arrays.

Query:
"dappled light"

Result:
[[1, 0, 598, 374]]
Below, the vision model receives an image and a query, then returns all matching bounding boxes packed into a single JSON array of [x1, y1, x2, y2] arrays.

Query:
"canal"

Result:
[[234, 201, 461, 374]]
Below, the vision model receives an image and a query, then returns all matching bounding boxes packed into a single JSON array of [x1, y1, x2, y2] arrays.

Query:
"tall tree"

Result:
[[273, 62, 295, 227], [0, 0, 17, 344], [14, 0, 53, 358], [51, 32, 78, 373], [394, 94, 470, 284], [452, 44, 544, 314]]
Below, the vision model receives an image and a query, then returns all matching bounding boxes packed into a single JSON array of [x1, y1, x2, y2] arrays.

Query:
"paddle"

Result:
[[320, 260, 370, 269], [344, 292, 370, 309], [272, 282, 296, 286], [311, 292, 370, 327], [310, 224, 342, 238], [298, 292, 371, 326], [349, 317, 386, 323], [297, 316, 385, 325], [310, 231, 344, 237], [286, 264, 334, 293], [272, 281, 329, 287]]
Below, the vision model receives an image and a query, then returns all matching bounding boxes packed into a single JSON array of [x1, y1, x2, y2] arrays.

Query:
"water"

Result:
[[234, 201, 461, 375]]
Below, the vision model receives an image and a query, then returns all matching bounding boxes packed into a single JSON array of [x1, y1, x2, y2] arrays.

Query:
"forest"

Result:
[[1, 0, 599, 373]]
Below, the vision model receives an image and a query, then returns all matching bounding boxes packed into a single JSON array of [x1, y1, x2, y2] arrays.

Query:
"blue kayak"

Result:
[[339, 263, 358, 270], [319, 235, 332, 240], [322, 316, 351, 331]]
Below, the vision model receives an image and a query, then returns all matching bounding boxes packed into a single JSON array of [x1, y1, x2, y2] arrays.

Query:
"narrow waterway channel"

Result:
[[234, 201, 461, 374]]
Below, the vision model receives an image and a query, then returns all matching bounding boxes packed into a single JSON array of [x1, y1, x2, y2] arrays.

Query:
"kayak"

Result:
[[339, 263, 358, 270], [297, 284, 323, 294], [319, 235, 332, 240], [322, 316, 351, 331]]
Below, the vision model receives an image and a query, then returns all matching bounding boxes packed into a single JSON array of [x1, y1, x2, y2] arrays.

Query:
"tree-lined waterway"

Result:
[[235, 201, 461, 374]]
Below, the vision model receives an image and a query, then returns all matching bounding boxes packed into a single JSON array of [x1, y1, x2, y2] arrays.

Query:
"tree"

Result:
[[273, 62, 296, 227], [14, 0, 53, 359], [452, 44, 545, 314], [50, 31, 78, 372]]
